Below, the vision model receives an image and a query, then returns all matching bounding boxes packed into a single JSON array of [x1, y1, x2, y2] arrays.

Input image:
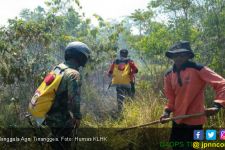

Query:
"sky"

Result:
[[0, 0, 150, 26]]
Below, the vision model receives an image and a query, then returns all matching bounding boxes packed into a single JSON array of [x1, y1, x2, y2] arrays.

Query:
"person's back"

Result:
[[45, 41, 91, 150], [111, 58, 132, 88], [108, 49, 138, 114], [46, 61, 82, 127]]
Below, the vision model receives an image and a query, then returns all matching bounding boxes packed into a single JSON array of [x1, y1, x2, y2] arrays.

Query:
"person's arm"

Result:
[[199, 67, 225, 107], [199, 67, 225, 115], [164, 73, 175, 112], [129, 60, 138, 74], [107, 62, 115, 77], [67, 71, 82, 127], [160, 72, 175, 123]]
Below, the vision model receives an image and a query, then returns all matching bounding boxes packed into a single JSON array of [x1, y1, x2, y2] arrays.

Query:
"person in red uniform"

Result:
[[160, 41, 225, 150], [108, 49, 138, 113]]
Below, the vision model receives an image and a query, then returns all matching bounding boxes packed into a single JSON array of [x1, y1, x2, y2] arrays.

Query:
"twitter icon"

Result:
[[206, 130, 216, 140]]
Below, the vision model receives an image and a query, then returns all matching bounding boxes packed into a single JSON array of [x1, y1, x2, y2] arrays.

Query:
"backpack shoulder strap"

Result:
[[54, 63, 69, 74]]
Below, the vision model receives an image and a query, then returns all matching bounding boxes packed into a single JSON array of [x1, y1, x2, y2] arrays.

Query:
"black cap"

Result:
[[165, 41, 194, 59], [120, 49, 128, 58]]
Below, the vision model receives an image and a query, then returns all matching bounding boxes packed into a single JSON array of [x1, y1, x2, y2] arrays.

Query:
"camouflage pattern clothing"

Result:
[[45, 60, 82, 127], [45, 60, 82, 150]]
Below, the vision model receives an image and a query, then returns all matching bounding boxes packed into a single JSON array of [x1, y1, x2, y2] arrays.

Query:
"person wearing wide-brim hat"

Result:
[[160, 41, 225, 149]]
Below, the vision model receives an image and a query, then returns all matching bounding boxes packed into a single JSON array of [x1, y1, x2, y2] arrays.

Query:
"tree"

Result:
[[151, 0, 197, 40], [129, 9, 153, 36]]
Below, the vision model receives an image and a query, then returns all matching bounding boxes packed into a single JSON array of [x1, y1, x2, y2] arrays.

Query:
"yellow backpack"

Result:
[[112, 59, 131, 86], [28, 63, 68, 125]]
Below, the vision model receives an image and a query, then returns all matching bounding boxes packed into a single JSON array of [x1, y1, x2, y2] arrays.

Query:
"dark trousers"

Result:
[[45, 118, 74, 150], [130, 82, 135, 97], [170, 121, 203, 150], [116, 86, 132, 113]]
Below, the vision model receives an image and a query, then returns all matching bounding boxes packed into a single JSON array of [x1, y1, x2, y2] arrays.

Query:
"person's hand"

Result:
[[108, 73, 112, 78], [205, 107, 219, 117], [71, 118, 80, 128], [160, 113, 170, 124]]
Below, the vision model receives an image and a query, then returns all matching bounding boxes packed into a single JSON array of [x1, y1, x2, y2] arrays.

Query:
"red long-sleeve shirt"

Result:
[[164, 61, 225, 125]]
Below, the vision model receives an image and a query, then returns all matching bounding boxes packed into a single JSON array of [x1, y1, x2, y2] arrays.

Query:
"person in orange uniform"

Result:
[[160, 41, 225, 150]]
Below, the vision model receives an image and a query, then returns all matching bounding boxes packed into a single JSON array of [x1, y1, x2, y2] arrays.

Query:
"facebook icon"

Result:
[[193, 130, 204, 140]]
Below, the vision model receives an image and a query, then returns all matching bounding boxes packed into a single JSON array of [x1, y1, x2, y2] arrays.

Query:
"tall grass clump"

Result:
[[80, 77, 171, 149]]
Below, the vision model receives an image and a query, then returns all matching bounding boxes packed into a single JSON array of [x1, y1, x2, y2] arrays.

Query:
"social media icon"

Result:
[[220, 130, 225, 140], [193, 130, 204, 140], [206, 130, 216, 140]]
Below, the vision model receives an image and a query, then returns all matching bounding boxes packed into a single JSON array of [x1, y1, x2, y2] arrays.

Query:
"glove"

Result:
[[160, 109, 171, 124], [72, 118, 80, 128]]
